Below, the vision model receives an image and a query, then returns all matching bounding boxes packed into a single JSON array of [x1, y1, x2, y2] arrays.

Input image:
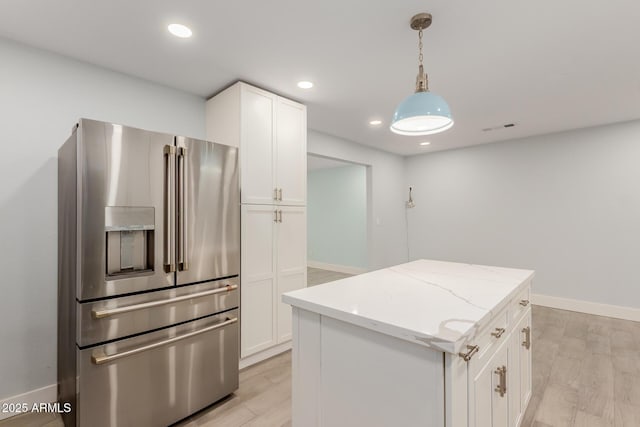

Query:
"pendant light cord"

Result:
[[415, 28, 428, 92], [418, 29, 423, 67], [405, 203, 413, 261]]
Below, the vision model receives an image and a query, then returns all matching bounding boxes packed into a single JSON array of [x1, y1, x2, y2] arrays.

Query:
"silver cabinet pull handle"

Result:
[[92, 284, 238, 319], [495, 365, 507, 397], [177, 147, 189, 271], [458, 344, 479, 361], [274, 188, 278, 201], [274, 210, 278, 223], [491, 327, 506, 339], [520, 299, 530, 307], [278, 188, 283, 201], [92, 317, 238, 365], [522, 326, 531, 350], [163, 145, 176, 273], [278, 210, 283, 223]]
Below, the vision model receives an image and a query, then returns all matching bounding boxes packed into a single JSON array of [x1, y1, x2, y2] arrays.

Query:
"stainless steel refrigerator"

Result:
[[58, 119, 240, 426]]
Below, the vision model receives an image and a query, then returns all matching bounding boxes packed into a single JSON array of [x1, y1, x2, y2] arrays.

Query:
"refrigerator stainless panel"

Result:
[[78, 119, 174, 300], [77, 310, 239, 427], [78, 277, 239, 346], [58, 130, 78, 427], [175, 137, 240, 285]]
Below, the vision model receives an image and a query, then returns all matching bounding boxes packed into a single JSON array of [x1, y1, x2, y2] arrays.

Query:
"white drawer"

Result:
[[467, 308, 508, 375], [510, 285, 531, 324]]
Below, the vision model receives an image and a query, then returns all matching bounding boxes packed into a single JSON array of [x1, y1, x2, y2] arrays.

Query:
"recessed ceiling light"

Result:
[[168, 24, 192, 38], [419, 142, 431, 146], [297, 81, 314, 89], [369, 120, 382, 126]]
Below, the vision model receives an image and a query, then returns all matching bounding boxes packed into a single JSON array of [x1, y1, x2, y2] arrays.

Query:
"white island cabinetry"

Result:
[[283, 259, 534, 427]]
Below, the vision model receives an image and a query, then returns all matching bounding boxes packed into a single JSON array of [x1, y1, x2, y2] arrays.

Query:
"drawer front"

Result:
[[78, 310, 239, 427], [510, 284, 531, 324], [79, 277, 239, 346], [469, 309, 508, 375]]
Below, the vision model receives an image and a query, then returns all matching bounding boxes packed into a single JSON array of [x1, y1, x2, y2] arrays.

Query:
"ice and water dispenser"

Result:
[[105, 207, 155, 277]]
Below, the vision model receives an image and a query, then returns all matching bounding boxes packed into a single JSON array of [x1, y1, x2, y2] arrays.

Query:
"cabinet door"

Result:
[[469, 341, 508, 427], [275, 97, 307, 206], [276, 206, 307, 343], [241, 85, 276, 205], [508, 309, 533, 426], [508, 323, 523, 427], [519, 310, 532, 414], [240, 205, 277, 357]]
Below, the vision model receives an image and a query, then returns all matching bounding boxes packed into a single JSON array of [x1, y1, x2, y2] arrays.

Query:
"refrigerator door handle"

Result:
[[91, 316, 238, 365], [164, 145, 176, 273], [92, 284, 238, 319], [178, 147, 189, 271]]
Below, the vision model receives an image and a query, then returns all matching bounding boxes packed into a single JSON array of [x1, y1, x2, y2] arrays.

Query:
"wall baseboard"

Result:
[[532, 293, 640, 322], [239, 341, 291, 370], [307, 260, 367, 275], [0, 384, 56, 421]]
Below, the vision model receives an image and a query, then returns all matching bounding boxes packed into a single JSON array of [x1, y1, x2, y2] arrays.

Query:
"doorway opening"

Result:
[[307, 154, 369, 286]]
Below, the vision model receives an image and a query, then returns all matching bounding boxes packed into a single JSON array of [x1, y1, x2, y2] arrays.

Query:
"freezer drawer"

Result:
[[77, 309, 239, 427], [78, 277, 238, 347]]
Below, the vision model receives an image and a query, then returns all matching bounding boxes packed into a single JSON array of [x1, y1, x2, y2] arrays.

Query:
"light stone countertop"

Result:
[[283, 259, 534, 354]]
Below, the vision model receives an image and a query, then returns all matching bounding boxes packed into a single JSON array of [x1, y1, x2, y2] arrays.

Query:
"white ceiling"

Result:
[[2, 1, 640, 155]]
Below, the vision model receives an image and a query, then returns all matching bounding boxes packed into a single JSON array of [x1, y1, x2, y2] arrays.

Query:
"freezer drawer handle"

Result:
[[92, 284, 238, 319], [91, 316, 238, 365]]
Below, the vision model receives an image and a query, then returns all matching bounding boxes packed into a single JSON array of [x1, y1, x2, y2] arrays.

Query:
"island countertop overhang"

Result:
[[283, 259, 535, 355]]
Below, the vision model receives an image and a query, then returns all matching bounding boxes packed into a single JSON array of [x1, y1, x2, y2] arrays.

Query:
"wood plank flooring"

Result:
[[178, 304, 640, 427], [524, 305, 640, 427], [3, 269, 639, 427], [307, 266, 353, 286]]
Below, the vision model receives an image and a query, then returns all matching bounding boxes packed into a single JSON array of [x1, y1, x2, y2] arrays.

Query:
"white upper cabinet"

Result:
[[275, 97, 307, 206], [241, 85, 276, 205], [206, 82, 307, 206]]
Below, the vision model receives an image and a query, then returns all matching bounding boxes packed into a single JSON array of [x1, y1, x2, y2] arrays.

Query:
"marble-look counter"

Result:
[[283, 259, 534, 355]]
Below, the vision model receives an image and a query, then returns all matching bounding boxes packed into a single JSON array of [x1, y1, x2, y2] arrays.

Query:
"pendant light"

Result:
[[391, 13, 453, 136]]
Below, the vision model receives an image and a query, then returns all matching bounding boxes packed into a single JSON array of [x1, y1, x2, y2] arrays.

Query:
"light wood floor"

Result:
[[177, 304, 640, 427], [3, 270, 639, 426], [307, 266, 353, 286], [523, 305, 640, 427]]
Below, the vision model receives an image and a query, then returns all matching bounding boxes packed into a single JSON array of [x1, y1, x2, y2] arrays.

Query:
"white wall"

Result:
[[308, 164, 367, 270], [0, 38, 205, 400], [307, 130, 407, 270], [405, 120, 640, 310]]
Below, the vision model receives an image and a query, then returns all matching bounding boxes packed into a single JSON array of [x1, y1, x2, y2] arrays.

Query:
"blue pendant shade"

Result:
[[390, 91, 453, 136]]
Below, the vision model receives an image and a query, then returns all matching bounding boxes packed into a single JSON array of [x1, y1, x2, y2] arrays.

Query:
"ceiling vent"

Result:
[[482, 123, 516, 132]]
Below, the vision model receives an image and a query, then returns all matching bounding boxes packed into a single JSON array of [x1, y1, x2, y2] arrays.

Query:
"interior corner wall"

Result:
[[308, 165, 367, 270], [404, 120, 640, 309], [307, 130, 408, 270], [0, 37, 206, 401]]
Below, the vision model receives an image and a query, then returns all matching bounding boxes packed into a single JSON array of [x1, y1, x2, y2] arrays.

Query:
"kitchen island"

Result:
[[283, 259, 534, 427]]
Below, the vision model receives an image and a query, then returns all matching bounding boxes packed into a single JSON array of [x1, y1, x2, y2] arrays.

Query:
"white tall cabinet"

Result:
[[206, 82, 307, 366]]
